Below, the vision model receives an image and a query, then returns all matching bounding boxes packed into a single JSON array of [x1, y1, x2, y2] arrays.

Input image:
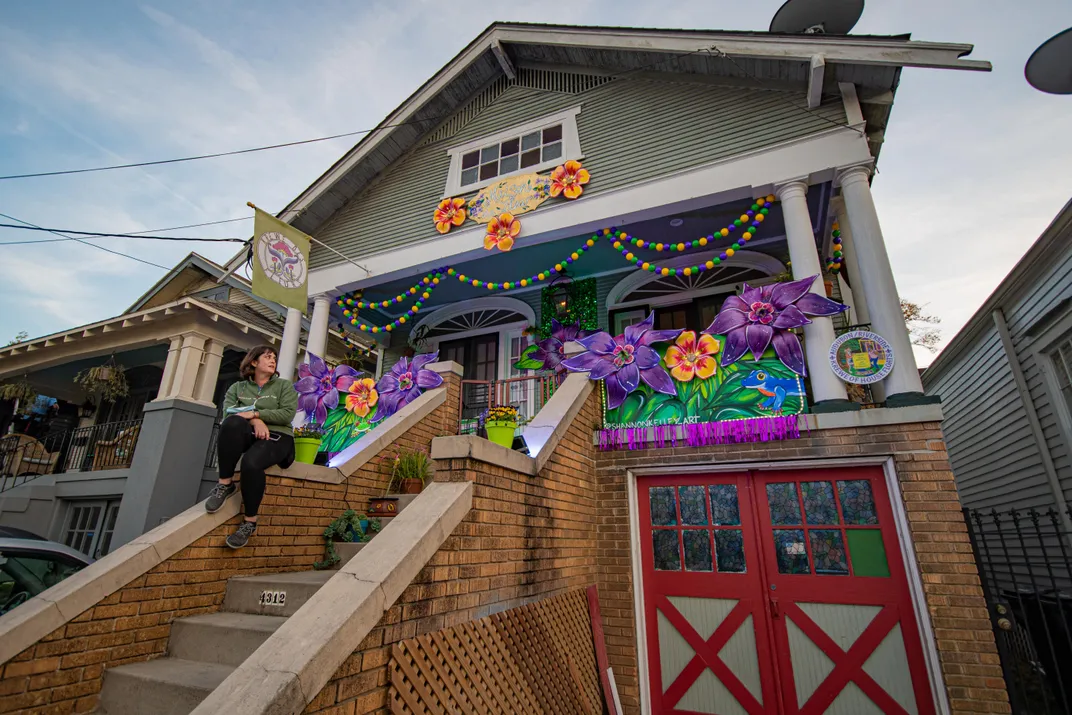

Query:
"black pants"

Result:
[[216, 415, 295, 517]]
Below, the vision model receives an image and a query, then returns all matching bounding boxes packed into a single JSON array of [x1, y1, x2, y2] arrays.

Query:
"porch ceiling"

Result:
[[333, 188, 830, 325]]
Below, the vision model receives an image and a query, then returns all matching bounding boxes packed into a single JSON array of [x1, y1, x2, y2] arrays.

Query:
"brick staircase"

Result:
[[93, 496, 419, 715]]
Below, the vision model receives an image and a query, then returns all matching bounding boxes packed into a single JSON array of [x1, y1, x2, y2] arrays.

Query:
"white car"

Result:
[[0, 526, 93, 616]]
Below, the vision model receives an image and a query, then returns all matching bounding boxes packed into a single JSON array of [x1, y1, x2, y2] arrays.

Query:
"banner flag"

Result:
[[250, 206, 311, 314]]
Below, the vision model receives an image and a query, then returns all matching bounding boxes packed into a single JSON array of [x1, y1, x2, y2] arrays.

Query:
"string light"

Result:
[[605, 196, 776, 277]]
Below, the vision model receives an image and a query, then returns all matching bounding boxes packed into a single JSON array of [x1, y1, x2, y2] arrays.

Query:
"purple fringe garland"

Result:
[[598, 415, 803, 451]]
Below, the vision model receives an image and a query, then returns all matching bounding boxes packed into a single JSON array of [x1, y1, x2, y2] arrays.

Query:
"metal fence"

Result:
[[204, 422, 220, 469], [0, 418, 144, 492], [457, 374, 563, 439], [964, 507, 1072, 715]]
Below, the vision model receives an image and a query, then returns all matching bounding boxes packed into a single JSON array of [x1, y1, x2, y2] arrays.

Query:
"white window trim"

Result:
[[443, 106, 584, 198]]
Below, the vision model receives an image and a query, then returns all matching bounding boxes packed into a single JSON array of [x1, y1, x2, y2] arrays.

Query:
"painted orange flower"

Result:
[[345, 378, 378, 417], [549, 160, 590, 200], [663, 331, 720, 382], [484, 212, 521, 251], [434, 197, 467, 234]]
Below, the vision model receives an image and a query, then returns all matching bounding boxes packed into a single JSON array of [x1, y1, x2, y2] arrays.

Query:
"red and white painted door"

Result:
[[639, 467, 934, 715]]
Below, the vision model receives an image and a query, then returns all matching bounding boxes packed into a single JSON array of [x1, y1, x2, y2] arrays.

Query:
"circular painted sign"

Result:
[[829, 330, 894, 384], [256, 231, 307, 289]]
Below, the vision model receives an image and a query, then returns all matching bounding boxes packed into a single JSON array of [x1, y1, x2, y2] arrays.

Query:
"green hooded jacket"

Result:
[[221, 376, 298, 436]]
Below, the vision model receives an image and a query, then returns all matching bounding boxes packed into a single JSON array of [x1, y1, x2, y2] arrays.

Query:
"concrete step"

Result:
[[168, 612, 286, 667], [98, 658, 232, 715], [333, 541, 368, 569], [222, 570, 332, 616]]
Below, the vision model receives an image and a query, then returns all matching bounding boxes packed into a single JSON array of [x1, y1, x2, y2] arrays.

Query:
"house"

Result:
[[0, 22, 1011, 715], [0, 252, 362, 555]]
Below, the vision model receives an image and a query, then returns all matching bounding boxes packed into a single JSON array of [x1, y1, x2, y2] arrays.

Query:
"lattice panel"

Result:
[[389, 589, 603, 715]]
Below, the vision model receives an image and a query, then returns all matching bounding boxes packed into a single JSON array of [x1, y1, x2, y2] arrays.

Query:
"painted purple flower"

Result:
[[703, 275, 847, 376], [294, 353, 358, 424], [561, 313, 681, 410], [372, 351, 443, 422], [531, 319, 595, 372]]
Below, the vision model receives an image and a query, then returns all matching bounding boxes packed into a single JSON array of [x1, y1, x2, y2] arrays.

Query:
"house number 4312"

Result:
[[258, 590, 286, 607]]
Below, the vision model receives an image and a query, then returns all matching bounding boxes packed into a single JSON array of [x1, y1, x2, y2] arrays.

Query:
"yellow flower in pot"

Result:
[[293, 423, 324, 464], [483, 405, 520, 449]]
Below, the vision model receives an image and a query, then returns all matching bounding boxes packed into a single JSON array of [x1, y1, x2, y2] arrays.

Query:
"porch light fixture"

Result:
[[549, 274, 572, 318]]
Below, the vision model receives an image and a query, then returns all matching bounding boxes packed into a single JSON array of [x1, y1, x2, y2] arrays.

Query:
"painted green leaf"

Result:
[[615, 390, 646, 423], [650, 399, 686, 424], [512, 344, 545, 371]]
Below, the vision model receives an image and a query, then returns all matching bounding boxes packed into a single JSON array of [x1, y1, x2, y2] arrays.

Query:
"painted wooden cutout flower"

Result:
[[703, 276, 847, 376], [434, 198, 467, 234], [561, 313, 681, 410], [344, 378, 378, 417], [372, 352, 443, 422], [531, 319, 595, 373], [664, 331, 720, 382], [295, 353, 358, 424], [484, 213, 521, 251], [549, 160, 590, 200]]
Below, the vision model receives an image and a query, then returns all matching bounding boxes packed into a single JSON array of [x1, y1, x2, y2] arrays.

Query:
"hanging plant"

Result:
[[0, 378, 37, 403], [74, 356, 129, 402]]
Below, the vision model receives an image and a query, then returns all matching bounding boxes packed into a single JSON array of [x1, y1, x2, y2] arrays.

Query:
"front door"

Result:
[[440, 333, 499, 420], [640, 467, 934, 715]]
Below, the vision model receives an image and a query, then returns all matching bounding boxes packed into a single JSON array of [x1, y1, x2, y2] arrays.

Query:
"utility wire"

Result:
[[0, 223, 246, 243], [0, 212, 170, 270]]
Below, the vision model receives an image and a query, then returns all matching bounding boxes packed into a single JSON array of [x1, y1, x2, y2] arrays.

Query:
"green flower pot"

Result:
[[485, 420, 517, 449], [294, 437, 322, 464]]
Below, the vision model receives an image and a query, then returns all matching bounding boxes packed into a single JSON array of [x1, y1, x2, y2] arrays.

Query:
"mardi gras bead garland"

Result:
[[616, 195, 774, 254], [825, 221, 844, 274]]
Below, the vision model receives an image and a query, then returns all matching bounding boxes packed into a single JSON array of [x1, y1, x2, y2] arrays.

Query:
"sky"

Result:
[[1, 0, 1070, 366]]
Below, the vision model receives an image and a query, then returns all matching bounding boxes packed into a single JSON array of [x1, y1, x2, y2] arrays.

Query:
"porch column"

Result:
[[154, 336, 184, 401], [277, 307, 303, 380], [166, 332, 208, 400], [306, 294, 332, 360], [774, 180, 854, 411], [192, 339, 226, 404], [836, 165, 928, 404]]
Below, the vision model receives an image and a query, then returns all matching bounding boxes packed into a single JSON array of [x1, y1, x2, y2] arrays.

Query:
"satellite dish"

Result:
[[1025, 27, 1072, 94], [770, 0, 865, 35]]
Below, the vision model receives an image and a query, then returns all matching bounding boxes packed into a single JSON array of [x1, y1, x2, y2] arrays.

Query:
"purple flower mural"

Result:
[[703, 275, 847, 376], [561, 313, 681, 410], [294, 354, 358, 424], [371, 351, 443, 423], [530, 319, 595, 373]]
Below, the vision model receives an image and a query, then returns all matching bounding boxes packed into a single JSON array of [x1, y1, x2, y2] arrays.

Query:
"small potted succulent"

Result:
[[313, 509, 381, 570], [293, 422, 324, 464], [482, 405, 520, 448]]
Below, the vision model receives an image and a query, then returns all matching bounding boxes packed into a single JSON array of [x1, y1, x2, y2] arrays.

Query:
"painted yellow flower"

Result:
[[345, 378, 378, 417], [434, 197, 467, 234], [549, 160, 590, 200], [663, 331, 720, 382], [484, 212, 521, 251]]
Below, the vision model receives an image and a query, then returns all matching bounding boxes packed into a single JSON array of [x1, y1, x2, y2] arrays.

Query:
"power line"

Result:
[[0, 222, 246, 243], [126, 216, 250, 234], [0, 212, 170, 270]]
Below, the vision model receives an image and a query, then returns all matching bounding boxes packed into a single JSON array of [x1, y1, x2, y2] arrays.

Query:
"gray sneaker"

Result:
[[226, 521, 257, 549], [205, 482, 237, 513]]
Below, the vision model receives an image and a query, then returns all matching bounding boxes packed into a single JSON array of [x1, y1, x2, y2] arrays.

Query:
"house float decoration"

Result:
[[293, 352, 443, 459]]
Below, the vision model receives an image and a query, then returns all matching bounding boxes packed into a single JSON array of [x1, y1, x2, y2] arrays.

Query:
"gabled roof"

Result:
[[126, 252, 253, 313], [276, 22, 988, 242]]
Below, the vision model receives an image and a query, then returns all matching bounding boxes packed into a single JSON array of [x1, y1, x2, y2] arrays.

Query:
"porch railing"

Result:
[[0, 418, 144, 493], [205, 422, 220, 469], [457, 374, 563, 439]]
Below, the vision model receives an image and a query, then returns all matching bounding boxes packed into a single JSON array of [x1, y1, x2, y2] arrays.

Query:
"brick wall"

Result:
[[0, 373, 461, 715], [595, 418, 1010, 715], [304, 389, 604, 714]]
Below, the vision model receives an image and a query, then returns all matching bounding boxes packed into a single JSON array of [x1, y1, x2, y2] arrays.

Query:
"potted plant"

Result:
[[293, 423, 323, 464], [394, 448, 432, 494], [482, 405, 519, 448], [74, 355, 129, 402], [0, 377, 37, 404], [313, 509, 381, 570]]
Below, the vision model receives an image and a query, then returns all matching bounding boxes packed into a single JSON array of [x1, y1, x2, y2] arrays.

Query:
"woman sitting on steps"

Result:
[[205, 345, 298, 549]]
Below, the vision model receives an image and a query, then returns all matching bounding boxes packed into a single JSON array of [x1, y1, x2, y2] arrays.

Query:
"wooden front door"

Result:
[[640, 467, 934, 715]]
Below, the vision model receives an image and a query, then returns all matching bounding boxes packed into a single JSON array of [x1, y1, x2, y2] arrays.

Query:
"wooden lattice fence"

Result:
[[388, 588, 603, 714]]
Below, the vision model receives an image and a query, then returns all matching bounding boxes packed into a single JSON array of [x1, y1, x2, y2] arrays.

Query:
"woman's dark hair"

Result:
[[240, 346, 278, 379]]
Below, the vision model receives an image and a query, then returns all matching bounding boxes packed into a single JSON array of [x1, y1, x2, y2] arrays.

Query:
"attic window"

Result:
[[444, 106, 582, 197]]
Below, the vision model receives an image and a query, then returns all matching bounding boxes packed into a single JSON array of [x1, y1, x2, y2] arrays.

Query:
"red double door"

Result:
[[639, 467, 935, 715]]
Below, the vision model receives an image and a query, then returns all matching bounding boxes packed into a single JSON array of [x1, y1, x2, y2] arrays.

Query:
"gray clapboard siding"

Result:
[[311, 76, 844, 270]]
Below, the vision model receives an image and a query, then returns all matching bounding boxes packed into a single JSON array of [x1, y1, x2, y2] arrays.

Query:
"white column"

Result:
[[836, 165, 925, 399], [154, 336, 184, 401], [306, 295, 332, 361], [775, 180, 850, 406], [277, 308, 304, 380], [830, 197, 871, 325], [168, 333, 208, 400], [193, 339, 226, 404]]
